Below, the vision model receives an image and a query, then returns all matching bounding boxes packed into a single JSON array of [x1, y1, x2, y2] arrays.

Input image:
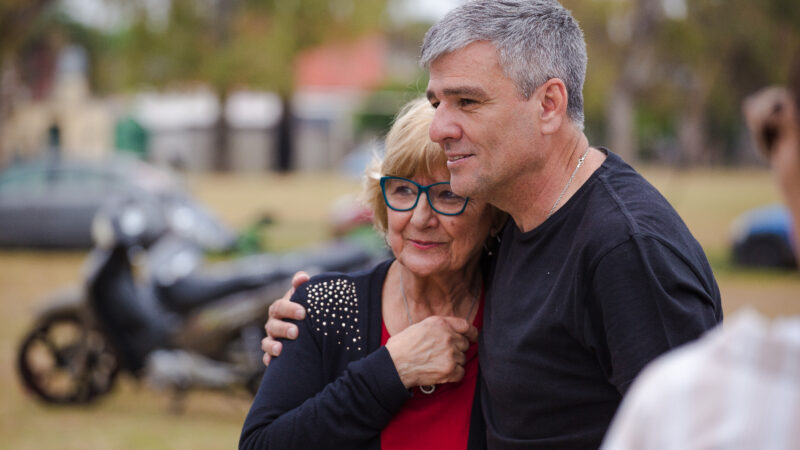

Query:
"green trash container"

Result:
[[114, 116, 149, 158]]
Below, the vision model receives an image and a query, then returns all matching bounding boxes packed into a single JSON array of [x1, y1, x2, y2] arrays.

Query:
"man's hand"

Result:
[[385, 316, 479, 388], [261, 271, 309, 367]]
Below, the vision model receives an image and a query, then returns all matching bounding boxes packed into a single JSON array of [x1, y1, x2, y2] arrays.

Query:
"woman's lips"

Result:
[[410, 240, 441, 250]]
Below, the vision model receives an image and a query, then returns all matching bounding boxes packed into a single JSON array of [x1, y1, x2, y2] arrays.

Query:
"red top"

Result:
[[380, 292, 484, 450]]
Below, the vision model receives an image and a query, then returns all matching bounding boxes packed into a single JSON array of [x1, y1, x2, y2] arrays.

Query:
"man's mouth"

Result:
[[448, 155, 471, 162], [446, 153, 473, 170]]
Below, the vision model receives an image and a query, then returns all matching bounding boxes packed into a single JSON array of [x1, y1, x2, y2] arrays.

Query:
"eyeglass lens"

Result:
[[383, 178, 467, 215]]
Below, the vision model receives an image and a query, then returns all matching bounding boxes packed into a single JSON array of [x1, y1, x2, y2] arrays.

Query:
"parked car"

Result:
[[731, 204, 797, 269], [0, 155, 236, 250]]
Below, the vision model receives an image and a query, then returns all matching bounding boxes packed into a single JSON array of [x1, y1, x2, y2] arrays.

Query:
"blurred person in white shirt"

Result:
[[602, 60, 800, 450]]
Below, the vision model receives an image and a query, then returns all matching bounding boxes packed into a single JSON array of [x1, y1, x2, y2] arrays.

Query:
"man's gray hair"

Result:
[[420, 0, 587, 128]]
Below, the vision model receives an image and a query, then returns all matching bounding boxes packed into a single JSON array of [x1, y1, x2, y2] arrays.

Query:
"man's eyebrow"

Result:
[[427, 86, 488, 101]]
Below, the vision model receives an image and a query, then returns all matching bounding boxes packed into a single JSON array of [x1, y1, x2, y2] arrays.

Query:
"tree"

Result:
[[106, 0, 388, 171], [0, 0, 55, 162], [566, 0, 800, 165]]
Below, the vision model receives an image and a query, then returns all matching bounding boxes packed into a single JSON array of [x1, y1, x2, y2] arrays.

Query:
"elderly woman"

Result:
[[239, 98, 505, 450]]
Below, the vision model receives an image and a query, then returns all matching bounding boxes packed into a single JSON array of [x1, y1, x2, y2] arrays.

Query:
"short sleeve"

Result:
[[586, 235, 721, 393]]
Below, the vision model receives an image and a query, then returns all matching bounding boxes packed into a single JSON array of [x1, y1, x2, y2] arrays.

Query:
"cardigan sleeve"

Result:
[[239, 279, 411, 450]]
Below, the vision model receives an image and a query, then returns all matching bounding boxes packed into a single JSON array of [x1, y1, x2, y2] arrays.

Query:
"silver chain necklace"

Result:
[[547, 147, 590, 219], [399, 272, 480, 395]]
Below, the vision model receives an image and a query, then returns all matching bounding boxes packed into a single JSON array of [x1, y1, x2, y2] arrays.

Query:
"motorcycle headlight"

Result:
[[91, 214, 115, 249], [169, 205, 196, 236], [120, 206, 147, 239]]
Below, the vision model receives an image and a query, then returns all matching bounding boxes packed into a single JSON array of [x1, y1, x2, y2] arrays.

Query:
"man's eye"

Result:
[[459, 98, 477, 107], [430, 100, 440, 109]]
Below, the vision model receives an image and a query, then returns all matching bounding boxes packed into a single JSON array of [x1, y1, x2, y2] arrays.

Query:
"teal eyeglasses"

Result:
[[380, 176, 469, 216]]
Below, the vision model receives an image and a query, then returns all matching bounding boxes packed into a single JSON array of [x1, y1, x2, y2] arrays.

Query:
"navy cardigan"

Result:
[[239, 259, 486, 449]]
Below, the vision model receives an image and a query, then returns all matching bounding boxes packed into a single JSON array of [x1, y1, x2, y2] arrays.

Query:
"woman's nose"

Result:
[[429, 105, 462, 145], [410, 192, 438, 227]]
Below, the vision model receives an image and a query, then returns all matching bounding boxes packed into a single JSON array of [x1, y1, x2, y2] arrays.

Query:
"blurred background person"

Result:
[[741, 75, 800, 261]]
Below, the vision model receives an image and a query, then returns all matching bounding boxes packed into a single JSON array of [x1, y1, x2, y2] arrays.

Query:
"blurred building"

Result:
[[226, 91, 283, 172], [2, 33, 418, 172], [132, 90, 217, 171], [292, 34, 387, 172], [2, 44, 113, 161]]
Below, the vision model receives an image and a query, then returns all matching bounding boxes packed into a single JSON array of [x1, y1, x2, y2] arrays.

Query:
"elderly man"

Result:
[[264, 1, 722, 448]]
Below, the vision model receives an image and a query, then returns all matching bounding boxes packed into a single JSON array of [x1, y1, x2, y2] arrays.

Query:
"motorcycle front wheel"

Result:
[[17, 312, 119, 404]]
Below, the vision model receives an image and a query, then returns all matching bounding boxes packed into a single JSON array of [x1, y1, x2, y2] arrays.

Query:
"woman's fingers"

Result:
[[453, 334, 471, 353], [386, 315, 477, 387], [453, 348, 467, 367]]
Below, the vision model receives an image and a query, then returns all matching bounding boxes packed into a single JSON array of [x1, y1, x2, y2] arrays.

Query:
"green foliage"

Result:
[[5, 0, 800, 165], [0, 0, 53, 54], [0, 3, 111, 94], [564, 0, 800, 162], [681, 0, 799, 160], [102, 0, 388, 96], [353, 72, 430, 137]]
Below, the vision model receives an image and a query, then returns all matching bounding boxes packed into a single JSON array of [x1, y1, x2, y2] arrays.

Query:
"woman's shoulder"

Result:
[[292, 259, 392, 351], [294, 258, 392, 304], [293, 258, 391, 302]]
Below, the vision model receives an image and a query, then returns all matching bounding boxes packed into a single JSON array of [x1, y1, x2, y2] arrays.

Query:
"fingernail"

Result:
[[272, 343, 281, 355], [295, 309, 306, 320], [288, 327, 298, 339]]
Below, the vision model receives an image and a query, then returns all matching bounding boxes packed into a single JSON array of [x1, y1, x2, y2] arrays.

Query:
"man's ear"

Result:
[[537, 78, 568, 135]]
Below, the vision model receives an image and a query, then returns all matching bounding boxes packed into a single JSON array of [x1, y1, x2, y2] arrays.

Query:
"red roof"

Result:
[[294, 34, 386, 90]]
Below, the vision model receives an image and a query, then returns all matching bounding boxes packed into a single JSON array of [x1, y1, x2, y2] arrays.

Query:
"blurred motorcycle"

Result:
[[16, 195, 377, 407]]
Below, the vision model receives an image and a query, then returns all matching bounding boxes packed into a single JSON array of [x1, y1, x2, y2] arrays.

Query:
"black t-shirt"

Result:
[[480, 150, 722, 449]]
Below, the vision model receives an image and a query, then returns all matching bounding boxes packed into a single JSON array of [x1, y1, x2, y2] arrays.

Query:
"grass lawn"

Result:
[[0, 167, 797, 449], [641, 166, 800, 317]]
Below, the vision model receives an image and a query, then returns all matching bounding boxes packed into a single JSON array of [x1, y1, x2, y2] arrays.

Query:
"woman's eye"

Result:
[[438, 189, 464, 202], [393, 186, 415, 196]]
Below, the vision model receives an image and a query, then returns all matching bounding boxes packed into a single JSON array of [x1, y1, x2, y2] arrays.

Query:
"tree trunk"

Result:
[[605, 0, 664, 164], [213, 90, 229, 171], [677, 84, 708, 165], [606, 83, 636, 162], [0, 0, 56, 165], [0, 58, 14, 165], [210, 0, 236, 172], [276, 94, 293, 172]]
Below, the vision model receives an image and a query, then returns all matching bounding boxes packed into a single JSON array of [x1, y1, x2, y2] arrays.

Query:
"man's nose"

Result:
[[429, 105, 462, 145]]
